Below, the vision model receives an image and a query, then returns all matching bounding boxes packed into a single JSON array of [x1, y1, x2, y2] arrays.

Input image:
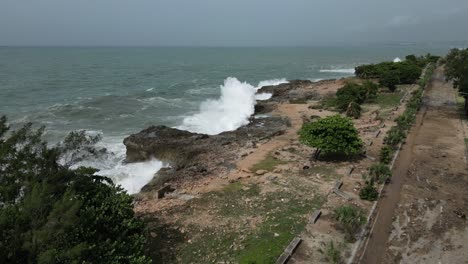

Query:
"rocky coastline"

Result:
[[123, 79, 336, 192]]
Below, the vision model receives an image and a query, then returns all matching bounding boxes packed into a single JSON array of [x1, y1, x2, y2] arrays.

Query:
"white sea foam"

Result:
[[255, 93, 272, 100], [393, 57, 402, 62], [69, 136, 165, 194], [178, 77, 287, 135], [99, 158, 164, 195], [319, 68, 355, 74], [257, 78, 288, 89]]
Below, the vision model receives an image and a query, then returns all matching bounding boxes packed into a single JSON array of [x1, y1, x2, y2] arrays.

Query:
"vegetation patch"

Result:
[[375, 90, 405, 108], [333, 205, 366, 242], [167, 182, 325, 264], [250, 153, 287, 172], [318, 241, 342, 264]]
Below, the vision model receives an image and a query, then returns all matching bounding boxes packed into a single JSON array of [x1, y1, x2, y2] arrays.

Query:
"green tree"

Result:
[[444, 48, 468, 115], [379, 71, 400, 92], [299, 115, 363, 157], [335, 83, 367, 112], [0, 116, 150, 264]]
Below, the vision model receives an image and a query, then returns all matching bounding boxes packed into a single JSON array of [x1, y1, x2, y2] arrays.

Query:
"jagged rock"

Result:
[[256, 170, 268, 175]]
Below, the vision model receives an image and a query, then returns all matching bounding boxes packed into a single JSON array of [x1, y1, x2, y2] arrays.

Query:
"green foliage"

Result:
[[299, 115, 363, 156], [379, 71, 400, 92], [383, 126, 406, 147], [58, 130, 107, 167], [361, 81, 379, 102], [333, 205, 366, 241], [0, 116, 150, 264], [336, 83, 367, 112], [346, 101, 362, 119], [359, 180, 379, 201], [250, 153, 287, 172], [355, 57, 425, 89], [444, 48, 468, 115], [368, 163, 392, 183], [419, 63, 436, 88], [379, 146, 393, 164]]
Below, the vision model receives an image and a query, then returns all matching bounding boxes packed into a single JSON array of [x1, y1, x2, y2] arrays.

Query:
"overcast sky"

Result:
[[1, 0, 467, 46]]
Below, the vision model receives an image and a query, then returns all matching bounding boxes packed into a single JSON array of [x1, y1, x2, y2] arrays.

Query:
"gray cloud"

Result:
[[0, 0, 467, 46]]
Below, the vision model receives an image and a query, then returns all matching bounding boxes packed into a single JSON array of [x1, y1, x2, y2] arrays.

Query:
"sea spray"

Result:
[[66, 135, 165, 194], [178, 77, 287, 135]]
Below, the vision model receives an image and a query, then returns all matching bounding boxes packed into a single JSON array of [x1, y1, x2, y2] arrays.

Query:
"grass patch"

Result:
[[238, 193, 324, 263], [169, 182, 325, 264], [250, 153, 287, 172], [374, 90, 404, 108], [465, 138, 468, 150]]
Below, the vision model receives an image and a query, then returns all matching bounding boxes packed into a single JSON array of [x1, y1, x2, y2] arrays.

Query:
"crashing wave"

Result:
[[178, 77, 287, 135]]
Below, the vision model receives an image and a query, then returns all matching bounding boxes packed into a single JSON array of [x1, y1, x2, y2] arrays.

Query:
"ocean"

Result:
[[0, 45, 449, 193]]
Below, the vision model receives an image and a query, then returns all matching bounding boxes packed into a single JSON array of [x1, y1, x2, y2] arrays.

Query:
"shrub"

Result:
[[299, 115, 363, 157], [333, 205, 366, 241], [359, 180, 379, 201], [336, 83, 367, 112], [397, 62, 422, 84], [346, 101, 362, 119], [379, 145, 393, 164], [361, 81, 379, 102], [384, 126, 406, 146], [369, 163, 392, 183], [379, 71, 400, 92]]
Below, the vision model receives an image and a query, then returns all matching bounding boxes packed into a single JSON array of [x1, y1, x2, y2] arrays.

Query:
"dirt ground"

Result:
[[360, 68, 468, 264]]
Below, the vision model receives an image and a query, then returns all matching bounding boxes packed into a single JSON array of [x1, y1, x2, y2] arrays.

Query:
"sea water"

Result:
[[0, 45, 448, 193]]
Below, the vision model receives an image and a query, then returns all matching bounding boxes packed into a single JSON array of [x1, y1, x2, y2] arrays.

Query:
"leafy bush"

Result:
[[379, 71, 400, 92], [397, 62, 422, 84], [333, 205, 366, 241], [369, 163, 392, 183], [379, 145, 393, 164], [346, 101, 362, 119], [383, 126, 406, 146], [336, 83, 367, 112], [299, 115, 363, 157], [356, 58, 424, 88], [361, 81, 379, 102], [359, 180, 379, 201], [0, 117, 150, 264]]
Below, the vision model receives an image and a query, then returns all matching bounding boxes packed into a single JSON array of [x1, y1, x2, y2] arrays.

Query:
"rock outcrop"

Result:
[[124, 117, 290, 192]]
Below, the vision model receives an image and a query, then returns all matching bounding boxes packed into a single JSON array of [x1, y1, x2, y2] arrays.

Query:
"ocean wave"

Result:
[[319, 68, 355, 74], [393, 57, 402, 62], [177, 77, 286, 135]]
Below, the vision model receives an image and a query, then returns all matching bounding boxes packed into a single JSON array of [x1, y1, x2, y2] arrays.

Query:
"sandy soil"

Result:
[[359, 68, 468, 264]]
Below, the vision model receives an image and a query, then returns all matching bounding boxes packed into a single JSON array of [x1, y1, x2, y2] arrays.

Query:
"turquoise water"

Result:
[[0, 45, 449, 192]]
